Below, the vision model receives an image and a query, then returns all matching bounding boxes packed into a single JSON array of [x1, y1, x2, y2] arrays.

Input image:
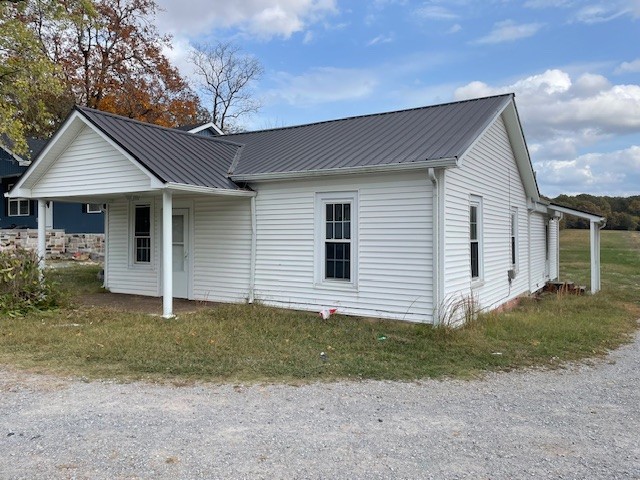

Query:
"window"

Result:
[[325, 203, 351, 280], [316, 192, 358, 287], [510, 208, 518, 269], [7, 184, 30, 217], [133, 204, 152, 264], [470, 196, 482, 281], [86, 203, 103, 214], [545, 223, 550, 261]]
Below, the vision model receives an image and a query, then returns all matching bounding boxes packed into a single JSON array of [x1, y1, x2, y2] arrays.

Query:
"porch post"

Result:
[[589, 220, 601, 294], [162, 190, 173, 318], [37, 199, 47, 272]]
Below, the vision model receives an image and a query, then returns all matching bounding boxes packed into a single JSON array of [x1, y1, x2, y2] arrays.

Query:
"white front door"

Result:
[[172, 209, 189, 298]]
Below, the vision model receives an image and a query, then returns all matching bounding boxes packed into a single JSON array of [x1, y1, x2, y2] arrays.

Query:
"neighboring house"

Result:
[[7, 94, 605, 322], [0, 137, 104, 233]]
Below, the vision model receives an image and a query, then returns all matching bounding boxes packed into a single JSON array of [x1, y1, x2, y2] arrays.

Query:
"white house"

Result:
[[7, 94, 605, 323]]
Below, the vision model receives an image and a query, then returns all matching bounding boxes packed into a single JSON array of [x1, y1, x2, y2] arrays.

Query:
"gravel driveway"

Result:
[[1, 332, 639, 480]]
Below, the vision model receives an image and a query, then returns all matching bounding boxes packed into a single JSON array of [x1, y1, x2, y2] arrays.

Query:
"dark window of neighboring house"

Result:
[[86, 203, 102, 214], [134, 205, 151, 263], [325, 202, 351, 280], [7, 184, 30, 216]]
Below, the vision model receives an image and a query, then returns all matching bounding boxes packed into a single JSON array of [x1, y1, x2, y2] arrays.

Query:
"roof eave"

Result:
[[164, 182, 255, 197], [230, 158, 458, 182]]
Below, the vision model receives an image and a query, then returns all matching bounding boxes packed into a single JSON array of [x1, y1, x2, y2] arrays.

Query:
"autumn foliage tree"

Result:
[[17, 0, 203, 128]]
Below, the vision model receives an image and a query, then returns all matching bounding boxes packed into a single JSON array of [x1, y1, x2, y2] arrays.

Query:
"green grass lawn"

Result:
[[1, 230, 638, 383]]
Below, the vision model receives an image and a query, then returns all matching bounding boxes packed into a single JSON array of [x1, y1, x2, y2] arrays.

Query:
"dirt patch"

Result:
[[76, 292, 218, 315]]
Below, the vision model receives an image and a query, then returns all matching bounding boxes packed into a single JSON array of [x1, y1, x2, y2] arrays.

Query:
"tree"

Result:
[[189, 41, 263, 132], [24, 0, 202, 127], [0, 0, 64, 155]]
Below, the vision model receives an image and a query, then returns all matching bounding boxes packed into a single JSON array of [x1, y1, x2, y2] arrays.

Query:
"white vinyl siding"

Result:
[[192, 197, 252, 303], [251, 171, 434, 323], [529, 213, 548, 291], [443, 114, 531, 311], [549, 218, 559, 280], [105, 198, 159, 296], [31, 126, 152, 197]]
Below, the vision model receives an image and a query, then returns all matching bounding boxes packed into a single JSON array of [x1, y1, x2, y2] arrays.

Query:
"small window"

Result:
[[510, 208, 518, 269], [7, 184, 30, 217], [133, 204, 151, 264], [545, 223, 550, 261], [315, 192, 358, 287], [86, 203, 103, 214], [470, 196, 483, 281]]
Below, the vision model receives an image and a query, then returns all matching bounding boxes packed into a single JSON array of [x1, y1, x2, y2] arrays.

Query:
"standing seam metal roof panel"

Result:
[[225, 94, 513, 176]]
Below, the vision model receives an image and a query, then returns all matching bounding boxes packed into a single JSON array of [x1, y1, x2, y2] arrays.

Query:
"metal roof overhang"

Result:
[[230, 157, 459, 182], [547, 203, 606, 224]]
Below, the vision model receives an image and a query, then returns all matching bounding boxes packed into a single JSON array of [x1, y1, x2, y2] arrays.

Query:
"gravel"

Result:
[[1, 333, 639, 480]]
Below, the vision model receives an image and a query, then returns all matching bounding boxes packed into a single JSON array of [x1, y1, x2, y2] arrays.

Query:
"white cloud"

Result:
[[524, 0, 574, 7], [303, 31, 314, 44], [447, 23, 462, 34], [265, 67, 378, 106], [534, 146, 640, 196], [367, 33, 394, 46], [616, 58, 640, 74], [415, 5, 459, 20], [155, 0, 337, 39], [455, 69, 640, 195], [474, 20, 544, 44], [572, 1, 640, 23]]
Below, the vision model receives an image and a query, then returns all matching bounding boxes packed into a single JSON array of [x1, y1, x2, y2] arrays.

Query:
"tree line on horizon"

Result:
[[550, 194, 640, 231]]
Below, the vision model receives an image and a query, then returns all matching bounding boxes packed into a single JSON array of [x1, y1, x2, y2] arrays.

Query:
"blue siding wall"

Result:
[[53, 203, 104, 233], [1, 155, 104, 233]]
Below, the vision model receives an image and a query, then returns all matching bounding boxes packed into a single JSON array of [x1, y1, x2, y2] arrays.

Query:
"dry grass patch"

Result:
[[0, 230, 637, 383]]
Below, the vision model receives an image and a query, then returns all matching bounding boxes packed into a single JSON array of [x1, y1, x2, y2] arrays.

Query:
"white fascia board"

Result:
[[8, 111, 86, 194], [164, 183, 256, 197], [547, 203, 605, 223], [502, 102, 540, 201], [230, 158, 458, 182], [189, 122, 224, 135]]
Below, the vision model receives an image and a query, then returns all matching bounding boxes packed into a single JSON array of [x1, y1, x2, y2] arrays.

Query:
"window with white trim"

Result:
[[470, 196, 483, 281], [132, 204, 152, 264], [7, 184, 30, 217], [316, 192, 358, 286], [510, 208, 518, 269], [86, 203, 103, 214]]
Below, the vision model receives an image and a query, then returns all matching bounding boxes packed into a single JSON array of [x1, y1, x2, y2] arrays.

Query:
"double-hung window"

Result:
[[7, 184, 30, 217], [316, 192, 358, 287], [133, 204, 152, 264], [470, 196, 483, 282]]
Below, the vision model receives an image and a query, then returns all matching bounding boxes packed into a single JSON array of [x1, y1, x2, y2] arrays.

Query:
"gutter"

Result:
[[164, 183, 256, 197]]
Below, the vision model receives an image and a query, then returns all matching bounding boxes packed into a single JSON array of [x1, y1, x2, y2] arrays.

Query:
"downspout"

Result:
[[249, 195, 257, 303], [527, 205, 531, 293], [428, 168, 439, 324], [103, 204, 109, 289]]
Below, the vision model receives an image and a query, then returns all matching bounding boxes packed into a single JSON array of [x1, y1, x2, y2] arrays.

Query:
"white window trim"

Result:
[[314, 191, 359, 290], [86, 203, 103, 214], [129, 201, 154, 269], [7, 184, 30, 217], [510, 207, 519, 272], [470, 195, 484, 287]]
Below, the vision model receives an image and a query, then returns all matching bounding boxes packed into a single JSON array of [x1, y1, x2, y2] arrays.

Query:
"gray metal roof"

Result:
[[225, 94, 513, 177], [76, 107, 242, 190]]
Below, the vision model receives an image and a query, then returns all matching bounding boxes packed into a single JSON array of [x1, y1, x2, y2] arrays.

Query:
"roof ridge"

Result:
[[74, 106, 244, 148], [227, 93, 514, 137]]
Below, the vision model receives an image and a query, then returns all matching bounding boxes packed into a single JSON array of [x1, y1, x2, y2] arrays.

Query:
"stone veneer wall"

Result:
[[0, 229, 104, 259]]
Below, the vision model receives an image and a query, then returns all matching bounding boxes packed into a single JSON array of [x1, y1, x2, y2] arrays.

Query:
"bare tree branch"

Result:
[[189, 41, 263, 132]]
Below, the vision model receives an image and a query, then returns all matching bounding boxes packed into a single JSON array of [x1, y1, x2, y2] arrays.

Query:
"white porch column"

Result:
[[162, 190, 173, 318], [589, 221, 601, 294], [37, 200, 47, 272]]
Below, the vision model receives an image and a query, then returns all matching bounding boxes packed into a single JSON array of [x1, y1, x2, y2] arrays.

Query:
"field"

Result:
[[0, 229, 638, 383]]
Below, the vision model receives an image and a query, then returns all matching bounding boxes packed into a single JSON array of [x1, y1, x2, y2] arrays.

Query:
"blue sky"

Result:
[[156, 0, 640, 197]]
